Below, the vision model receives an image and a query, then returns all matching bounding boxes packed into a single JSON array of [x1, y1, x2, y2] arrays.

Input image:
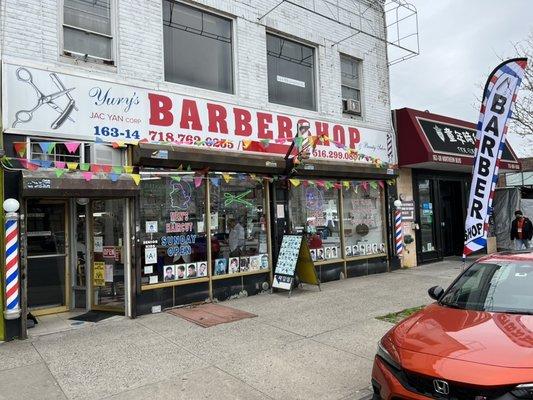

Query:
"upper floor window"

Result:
[[267, 34, 316, 111], [340, 55, 362, 116], [163, 1, 233, 94], [63, 0, 114, 64]]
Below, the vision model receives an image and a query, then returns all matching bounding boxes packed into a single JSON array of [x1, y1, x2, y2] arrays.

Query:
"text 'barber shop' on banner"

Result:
[[463, 58, 528, 257]]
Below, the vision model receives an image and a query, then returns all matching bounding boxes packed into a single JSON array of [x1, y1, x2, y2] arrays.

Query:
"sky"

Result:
[[388, 0, 533, 157]]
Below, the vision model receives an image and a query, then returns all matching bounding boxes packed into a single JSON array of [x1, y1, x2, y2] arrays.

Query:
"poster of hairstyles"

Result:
[[214, 258, 227, 275], [228, 257, 239, 274]]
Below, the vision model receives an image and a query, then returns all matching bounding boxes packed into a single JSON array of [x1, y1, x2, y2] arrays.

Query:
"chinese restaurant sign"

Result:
[[2, 62, 390, 164], [417, 118, 515, 162]]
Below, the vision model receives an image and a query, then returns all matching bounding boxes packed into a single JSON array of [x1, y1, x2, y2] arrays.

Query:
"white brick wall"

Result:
[[0, 0, 391, 131]]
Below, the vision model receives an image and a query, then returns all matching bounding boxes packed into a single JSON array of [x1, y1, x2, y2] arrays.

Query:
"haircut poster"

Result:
[[463, 58, 527, 257]]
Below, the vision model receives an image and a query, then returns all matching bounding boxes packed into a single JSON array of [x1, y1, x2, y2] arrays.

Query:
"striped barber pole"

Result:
[[5, 216, 21, 319], [386, 131, 394, 164], [395, 210, 403, 256]]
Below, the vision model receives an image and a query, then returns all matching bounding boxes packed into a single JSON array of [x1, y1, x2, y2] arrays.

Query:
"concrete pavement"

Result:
[[0, 260, 461, 400]]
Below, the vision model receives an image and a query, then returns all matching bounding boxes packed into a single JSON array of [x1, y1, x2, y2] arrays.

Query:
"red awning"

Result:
[[394, 108, 521, 172]]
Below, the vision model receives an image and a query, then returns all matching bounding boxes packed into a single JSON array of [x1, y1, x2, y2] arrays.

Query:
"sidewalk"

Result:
[[0, 260, 461, 400]]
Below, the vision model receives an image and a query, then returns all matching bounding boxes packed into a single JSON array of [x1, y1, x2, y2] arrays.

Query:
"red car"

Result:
[[371, 251, 533, 400]]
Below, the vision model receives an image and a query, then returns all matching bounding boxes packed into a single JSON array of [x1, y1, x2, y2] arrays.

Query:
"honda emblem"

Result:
[[433, 379, 450, 395]]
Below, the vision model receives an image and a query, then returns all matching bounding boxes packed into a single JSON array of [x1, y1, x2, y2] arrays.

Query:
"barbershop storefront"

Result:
[[1, 61, 396, 339], [393, 108, 520, 266]]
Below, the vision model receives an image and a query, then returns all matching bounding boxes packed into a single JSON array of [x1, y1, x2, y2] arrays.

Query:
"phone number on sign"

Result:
[[148, 131, 235, 149], [312, 150, 355, 160]]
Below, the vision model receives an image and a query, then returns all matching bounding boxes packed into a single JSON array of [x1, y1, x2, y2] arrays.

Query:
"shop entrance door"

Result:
[[90, 199, 126, 313], [416, 179, 439, 263], [26, 200, 69, 315], [439, 180, 464, 257]]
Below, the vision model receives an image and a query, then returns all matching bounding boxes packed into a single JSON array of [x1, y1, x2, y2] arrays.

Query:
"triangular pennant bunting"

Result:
[[194, 176, 203, 188], [14, 143, 27, 158], [65, 142, 80, 154], [222, 173, 232, 183], [210, 177, 221, 187], [130, 174, 141, 185], [289, 178, 301, 187], [82, 171, 94, 181], [55, 168, 66, 178]]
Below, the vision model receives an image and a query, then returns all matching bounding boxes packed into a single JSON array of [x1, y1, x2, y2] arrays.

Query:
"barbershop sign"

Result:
[[463, 58, 527, 257], [2, 62, 391, 164]]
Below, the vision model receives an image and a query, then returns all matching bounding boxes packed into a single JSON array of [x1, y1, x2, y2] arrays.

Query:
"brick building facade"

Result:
[[0, 0, 396, 340]]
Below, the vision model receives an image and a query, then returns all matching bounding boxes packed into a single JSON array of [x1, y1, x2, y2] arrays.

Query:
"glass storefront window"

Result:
[[342, 185, 385, 257], [139, 174, 207, 285], [289, 185, 341, 262], [209, 175, 269, 276]]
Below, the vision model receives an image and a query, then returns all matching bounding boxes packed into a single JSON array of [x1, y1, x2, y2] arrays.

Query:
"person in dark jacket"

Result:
[[510, 210, 533, 250]]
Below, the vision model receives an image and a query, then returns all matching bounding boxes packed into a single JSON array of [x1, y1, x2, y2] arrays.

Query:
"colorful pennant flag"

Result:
[[289, 178, 301, 187], [222, 173, 232, 183], [14, 143, 26, 158], [82, 171, 94, 181], [55, 169, 66, 178], [130, 174, 141, 185], [64, 142, 80, 154], [194, 176, 203, 188], [67, 162, 78, 171], [210, 177, 221, 187]]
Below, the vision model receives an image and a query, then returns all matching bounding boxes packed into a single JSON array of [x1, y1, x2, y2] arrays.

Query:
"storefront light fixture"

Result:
[[393, 199, 402, 208], [76, 198, 89, 206], [3, 198, 20, 213]]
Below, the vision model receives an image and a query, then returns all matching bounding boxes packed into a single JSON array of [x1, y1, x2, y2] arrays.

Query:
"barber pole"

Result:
[[4, 199, 21, 320], [395, 210, 403, 256]]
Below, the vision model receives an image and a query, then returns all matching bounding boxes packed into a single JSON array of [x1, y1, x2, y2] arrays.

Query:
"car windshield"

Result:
[[440, 260, 533, 314]]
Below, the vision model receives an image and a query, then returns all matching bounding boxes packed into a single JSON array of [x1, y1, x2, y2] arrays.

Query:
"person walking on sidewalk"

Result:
[[510, 210, 533, 250]]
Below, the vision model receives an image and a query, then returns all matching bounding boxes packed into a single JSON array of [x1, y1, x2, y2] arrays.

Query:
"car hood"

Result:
[[392, 304, 533, 368]]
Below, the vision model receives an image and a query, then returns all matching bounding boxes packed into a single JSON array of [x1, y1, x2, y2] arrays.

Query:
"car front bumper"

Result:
[[371, 356, 432, 400]]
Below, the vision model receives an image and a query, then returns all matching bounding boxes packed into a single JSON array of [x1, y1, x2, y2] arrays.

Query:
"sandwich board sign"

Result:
[[272, 235, 320, 296]]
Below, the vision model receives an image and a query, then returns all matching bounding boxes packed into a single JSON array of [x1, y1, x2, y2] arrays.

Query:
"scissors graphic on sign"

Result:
[[12, 67, 77, 129], [224, 190, 253, 207]]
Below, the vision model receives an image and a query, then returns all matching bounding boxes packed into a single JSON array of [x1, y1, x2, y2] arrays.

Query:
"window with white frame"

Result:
[[63, 0, 114, 64], [340, 55, 362, 116], [29, 139, 88, 164], [163, 1, 233, 94], [267, 34, 316, 111]]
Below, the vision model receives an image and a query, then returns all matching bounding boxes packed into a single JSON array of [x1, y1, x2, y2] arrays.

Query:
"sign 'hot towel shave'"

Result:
[[463, 58, 528, 258]]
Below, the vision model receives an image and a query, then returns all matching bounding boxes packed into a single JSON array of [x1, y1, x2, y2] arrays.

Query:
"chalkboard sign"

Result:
[[273, 235, 320, 295]]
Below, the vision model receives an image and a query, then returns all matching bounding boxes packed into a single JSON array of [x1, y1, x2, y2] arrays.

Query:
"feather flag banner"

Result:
[[463, 58, 527, 258]]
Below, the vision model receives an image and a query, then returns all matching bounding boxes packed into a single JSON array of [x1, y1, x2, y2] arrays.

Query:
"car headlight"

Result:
[[512, 383, 533, 399], [377, 339, 402, 371]]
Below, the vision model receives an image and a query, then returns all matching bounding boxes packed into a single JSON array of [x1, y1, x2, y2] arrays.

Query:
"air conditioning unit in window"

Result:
[[90, 144, 123, 166], [343, 98, 361, 115]]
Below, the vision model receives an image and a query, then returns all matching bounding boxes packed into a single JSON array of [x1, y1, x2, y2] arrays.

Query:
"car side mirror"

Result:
[[428, 286, 444, 301]]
